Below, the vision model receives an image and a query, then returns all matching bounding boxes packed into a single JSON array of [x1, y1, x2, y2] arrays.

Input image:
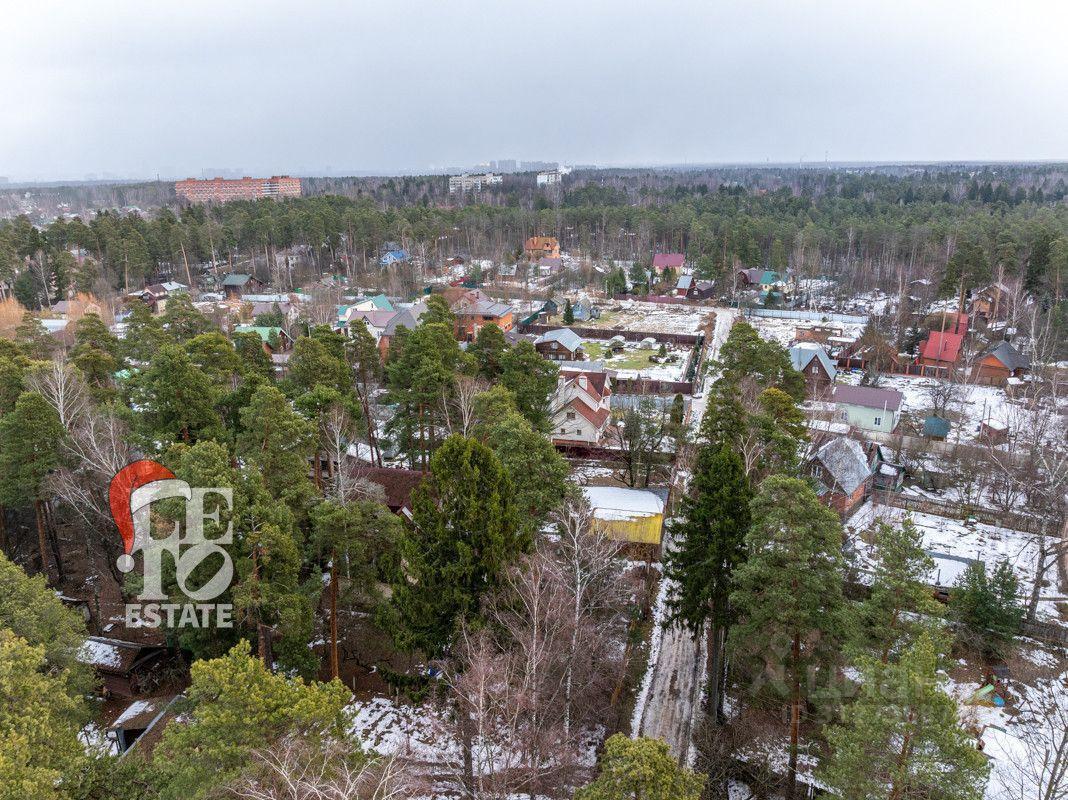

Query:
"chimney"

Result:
[[578, 374, 588, 391]]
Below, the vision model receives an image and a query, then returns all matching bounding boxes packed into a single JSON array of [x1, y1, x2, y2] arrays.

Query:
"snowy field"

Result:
[[586, 300, 712, 335], [747, 314, 866, 348], [847, 502, 1065, 624]]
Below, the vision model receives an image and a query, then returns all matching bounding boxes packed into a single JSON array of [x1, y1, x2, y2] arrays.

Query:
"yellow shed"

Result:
[[583, 486, 666, 545]]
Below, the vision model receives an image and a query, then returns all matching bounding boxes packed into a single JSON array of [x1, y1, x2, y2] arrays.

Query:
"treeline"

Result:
[[2, 165, 1066, 313]]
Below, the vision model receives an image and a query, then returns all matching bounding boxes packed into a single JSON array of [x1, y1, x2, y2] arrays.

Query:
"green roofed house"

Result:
[[220, 273, 265, 299], [233, 325, 293, 353]]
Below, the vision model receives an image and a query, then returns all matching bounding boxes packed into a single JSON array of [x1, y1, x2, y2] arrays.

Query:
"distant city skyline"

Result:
[[2, 0, 1066, 182]]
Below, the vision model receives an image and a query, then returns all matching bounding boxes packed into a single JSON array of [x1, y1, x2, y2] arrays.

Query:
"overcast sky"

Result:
[[2, 0, 1066, 181]]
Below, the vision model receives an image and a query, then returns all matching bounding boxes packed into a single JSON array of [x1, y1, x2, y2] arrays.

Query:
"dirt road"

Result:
[[634, 307, 737, 764]]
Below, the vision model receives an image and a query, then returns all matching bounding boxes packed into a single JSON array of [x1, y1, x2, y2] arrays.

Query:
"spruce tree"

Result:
[[951, 559, 1023, 658], [132, 343, 222, 447], [563, 298, 575, 325], [729, 476, 848, 799], [820, 633, 988, 800], [387, 434, 522, 658], [664, 445, 751, 720]]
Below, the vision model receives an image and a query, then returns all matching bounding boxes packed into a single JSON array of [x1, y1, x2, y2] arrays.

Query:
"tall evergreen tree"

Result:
[[855, 516, 942, 662], [951, 559, 1023, 658], [236, 384, 315, 509], [387, 434, 522, 657], [0, 392, 65, 579], [729, 476, 848, 799], [499, 340, 558, 432], [820, 633, 988, 800], [664, 445, 751, 721]]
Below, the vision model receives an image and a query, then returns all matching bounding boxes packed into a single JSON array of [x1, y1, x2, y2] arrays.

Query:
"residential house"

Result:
[[652, 253, 685, 275], [380, 249, 409, 266], [524, 236, 560, 260], [690, 279, 716, 300], [570, 300, 599, 322], [737, 268, 785, 292], [971, 340, 1030, 386], [351, 466, 425, 519], [550, 369, 612, 445], [866, 442, 905, 492], [970, 283, 1014, 323], [220, 273, 263, 299], [233, 324, 294, 353], [250, 300, 298, 325], [807, 436, 873, 516], [76, 637, 173, 698], [917, 330, 965, 369], [675, 274, 694, 297], [789, 344, 837, 398], [534, 328, 584, 361], [582, 485, 666, 546], [537, 256, 562, 277], [831, 385, 904, 433], [979, 420, 1009, 445], [450, 289, 514, 341]]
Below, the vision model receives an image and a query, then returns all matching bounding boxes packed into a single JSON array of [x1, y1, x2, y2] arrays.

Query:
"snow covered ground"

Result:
[[587, 300, 713, 335], [848, 502, 1065, 624], [748, 315, 866, 349]]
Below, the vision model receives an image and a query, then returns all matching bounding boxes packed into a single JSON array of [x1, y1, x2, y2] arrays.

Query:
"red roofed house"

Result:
[[651, 253, 686, 274], [917, 330, 965, 369], [551, 369, 613, 445]]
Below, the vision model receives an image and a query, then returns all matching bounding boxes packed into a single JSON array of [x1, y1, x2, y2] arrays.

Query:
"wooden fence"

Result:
[[872, 490, 1053, 536], [612, 378, 694, 395]]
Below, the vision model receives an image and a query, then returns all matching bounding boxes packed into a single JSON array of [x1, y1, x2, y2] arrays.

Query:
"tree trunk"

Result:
[[707, 622, 727, 724], [459, 710, 476, 800], [329, 555, 340, 680], [34, 500, 51, 580], [787, 632, 801, 800], [0, 504, 6, 555], [1028, 531, 1049, 623]]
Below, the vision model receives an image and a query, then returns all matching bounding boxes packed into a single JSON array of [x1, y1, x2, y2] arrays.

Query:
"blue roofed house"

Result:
[[789, 344, 837, 398], [380, 250, 409, 266], [570, 300, 599, 322], [534, 328, 585, 362]]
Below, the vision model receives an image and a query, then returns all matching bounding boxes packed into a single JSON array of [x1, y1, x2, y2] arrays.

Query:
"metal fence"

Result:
[[745, 307, 870, 325]]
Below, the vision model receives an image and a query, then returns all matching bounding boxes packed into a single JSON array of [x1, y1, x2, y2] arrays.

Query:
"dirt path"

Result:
[[634, 306, 737, 763]]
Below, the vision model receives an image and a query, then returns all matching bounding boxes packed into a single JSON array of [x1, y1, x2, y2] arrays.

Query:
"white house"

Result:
[[550, 369, 612, 445]]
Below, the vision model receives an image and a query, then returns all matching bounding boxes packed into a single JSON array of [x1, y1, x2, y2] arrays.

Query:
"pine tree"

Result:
[[387, 434, 522, 657], [820, 633, 988, 800], [153, 640, 351, 800], [563, 298, 575, 325], [729, 476, 848, 799], [575, 734, 704, 800], [236, 384, 315, 509], [0, 631, 87, 798], [0, 392, 65, 579], [664, 445, 751, 721], [855, 516, 943, 662], [467, 322, 508, 380], [132, 343, 222, 447], [160, 293, 213, 342], [499, 340, 558, 432]]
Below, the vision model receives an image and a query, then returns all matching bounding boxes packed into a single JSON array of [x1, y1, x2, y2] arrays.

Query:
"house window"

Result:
[[873, 416, 882, 426], [566, 412, 576, 421]]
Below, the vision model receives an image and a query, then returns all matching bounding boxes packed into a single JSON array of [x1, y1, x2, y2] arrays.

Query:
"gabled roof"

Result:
[[813, 437, 871, 495], [367, 293, 394, 311], [676, 274, 694, 290], [525, 236, 558, 250], [919, 331, 964, 364], [537, 257, 562, 269], [380, 250, 408, 264], [832, 385, 903, 412], [789, 344, 837, 379], [233, 325, 288, 343], [535, 328, 583, 352], [652, 253, 685, 269], [222, 273, 252, 287], [344, 310, 398, 331], [984, 340, 1029, 371]]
